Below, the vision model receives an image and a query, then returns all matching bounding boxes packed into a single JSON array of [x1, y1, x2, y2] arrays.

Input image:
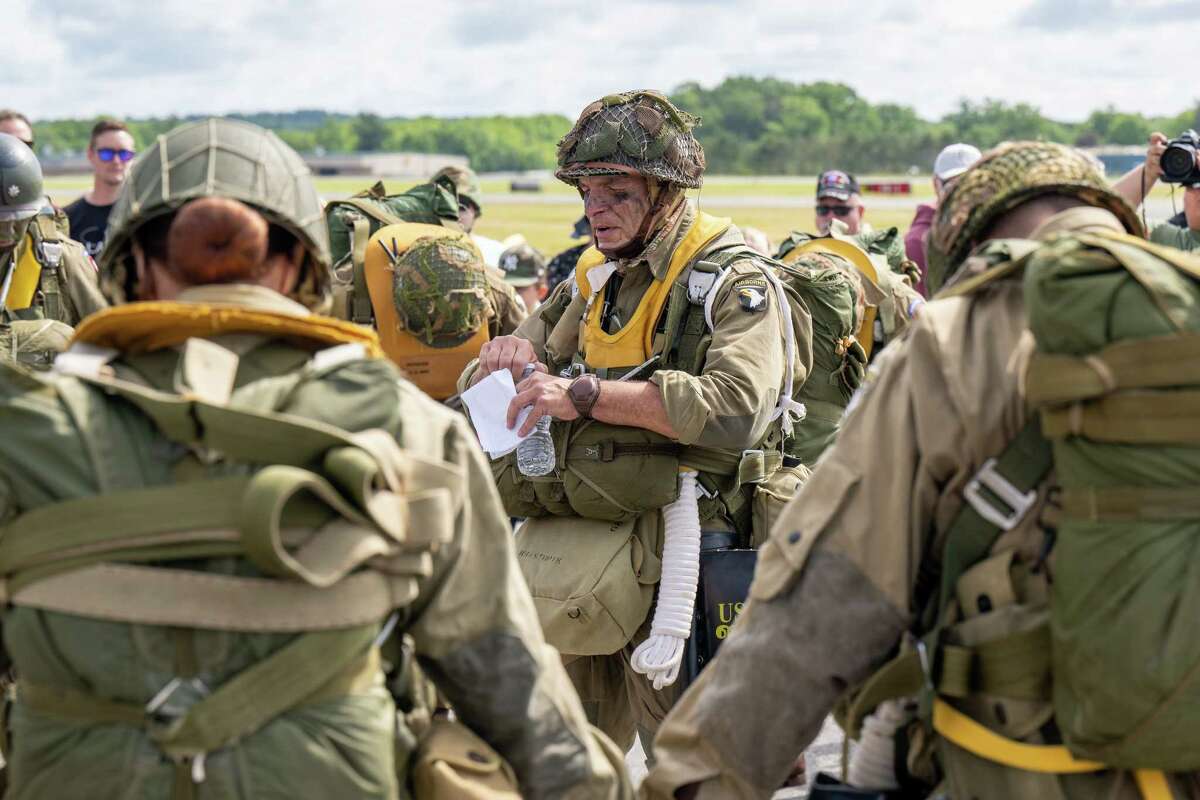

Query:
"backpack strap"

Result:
[[29, 215, 66, 322]]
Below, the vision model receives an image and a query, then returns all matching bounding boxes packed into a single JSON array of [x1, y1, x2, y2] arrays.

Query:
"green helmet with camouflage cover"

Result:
[[0, 131, 44, 222], [555, 90, 706, 188], [432, 165, 483, 213], [927, 140, 1142, 293], [100, 117, 331, 309], [394, 234, 488, 345]]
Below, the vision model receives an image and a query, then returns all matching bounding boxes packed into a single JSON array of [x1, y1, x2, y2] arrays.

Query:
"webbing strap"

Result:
[[1026, 332, 1200, 406], [350, 215, 374, 325], [1062, 485, 1200, 522], [20, 625, 381, 761], [1040, 392, 1200, 444], [838, 625, 1051, 739], [936, 419, 1052, 620], [933, 698, 1105, 773], [10, 563, 420, 631]]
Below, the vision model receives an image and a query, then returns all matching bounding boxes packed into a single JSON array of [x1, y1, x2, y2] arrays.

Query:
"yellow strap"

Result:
[[932, 698, 1105, 774], [70, 302, 384, 358], [1135, 769, 1173, 800]]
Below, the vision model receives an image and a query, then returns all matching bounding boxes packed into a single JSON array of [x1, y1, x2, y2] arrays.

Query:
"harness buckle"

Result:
[[146, 676, 210, 783], [963, 457, 1037, 531], [38, 241, 63, 269]]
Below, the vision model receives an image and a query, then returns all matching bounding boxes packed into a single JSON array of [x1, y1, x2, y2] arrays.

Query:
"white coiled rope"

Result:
[[630, 469, 702, 690], [846, 699, 911, 790]]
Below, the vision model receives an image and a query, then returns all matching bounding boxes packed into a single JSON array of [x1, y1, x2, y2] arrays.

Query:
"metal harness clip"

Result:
[[963, 457, 1037, 531]]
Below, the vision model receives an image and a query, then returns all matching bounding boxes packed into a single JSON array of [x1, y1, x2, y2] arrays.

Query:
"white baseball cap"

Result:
[[934, 143, 982, 180]]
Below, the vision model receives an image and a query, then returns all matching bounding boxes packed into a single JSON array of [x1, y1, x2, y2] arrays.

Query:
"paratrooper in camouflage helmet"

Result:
[[0, 131, 107, 369], [0, 117, 630, 800], [431, 164, 484, 233], [642, 141, 1159, 799], [459, 91, 808, 759]]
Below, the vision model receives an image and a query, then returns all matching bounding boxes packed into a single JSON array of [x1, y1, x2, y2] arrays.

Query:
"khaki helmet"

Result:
[[100, 117, 331, 309], [432, 165, 483, 214], [498, 241, 546, 287], [927, 141, 1142, 293], [0, 132, 44, 222], [555, 90, 706, 189], [393, 234, 488, 345]]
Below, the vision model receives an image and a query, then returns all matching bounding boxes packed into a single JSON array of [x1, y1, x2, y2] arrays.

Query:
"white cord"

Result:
[[630, 470, 702, 690], [846, 699, 911, 790]]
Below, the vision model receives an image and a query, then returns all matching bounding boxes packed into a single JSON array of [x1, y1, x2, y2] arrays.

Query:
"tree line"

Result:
[[29, 77, 1200, 175]]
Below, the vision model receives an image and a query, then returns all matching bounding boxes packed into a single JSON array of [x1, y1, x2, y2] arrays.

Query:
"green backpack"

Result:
[[325, 178, 462, 323], [1023, 230, 1200, 770]]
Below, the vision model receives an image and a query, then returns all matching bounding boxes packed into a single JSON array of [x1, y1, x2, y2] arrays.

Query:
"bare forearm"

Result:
[[1112, 164, 1153, 209], [590, 380, 679, 439]]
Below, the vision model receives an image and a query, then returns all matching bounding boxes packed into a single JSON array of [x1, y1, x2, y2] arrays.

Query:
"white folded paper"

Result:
[[461, 370, 533, 458]]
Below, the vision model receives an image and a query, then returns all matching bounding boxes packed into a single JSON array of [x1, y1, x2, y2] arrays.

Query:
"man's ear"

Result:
[[131, 240, 157, 300]]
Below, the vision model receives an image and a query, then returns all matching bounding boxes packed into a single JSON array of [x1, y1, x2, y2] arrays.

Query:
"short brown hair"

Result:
[[90, 119, 130, 148], [0, 109, 31, 128]]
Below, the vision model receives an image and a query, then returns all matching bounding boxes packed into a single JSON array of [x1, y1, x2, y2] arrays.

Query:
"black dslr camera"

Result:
[[1161, 130, 1200, 185]]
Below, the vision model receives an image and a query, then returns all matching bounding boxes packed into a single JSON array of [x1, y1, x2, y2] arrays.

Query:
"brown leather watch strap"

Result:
[[568, 373, 601, 418]]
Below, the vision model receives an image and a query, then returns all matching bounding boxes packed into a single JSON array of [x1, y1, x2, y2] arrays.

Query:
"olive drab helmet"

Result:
[[0, 132, 44, 222], [555, 90, 706, 189], [926, 141, 1142, 294], [100, 117, 332, 309], [393, 235, 489, 345], [431, 165, 483, 214]]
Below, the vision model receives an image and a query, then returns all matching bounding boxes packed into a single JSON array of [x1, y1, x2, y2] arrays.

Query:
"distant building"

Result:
[[40, 152, 469, 178], [1079, 145, 1145, 176], [304, 152, 468, 177]]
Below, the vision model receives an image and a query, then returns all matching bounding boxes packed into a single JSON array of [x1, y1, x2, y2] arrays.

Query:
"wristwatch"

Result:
[[568, 373, 601, 418]]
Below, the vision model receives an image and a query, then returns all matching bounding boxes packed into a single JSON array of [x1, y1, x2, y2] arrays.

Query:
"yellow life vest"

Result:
[[363, 222, 488, 400], [781, 236, 880, 361], [574, 213, 730, 370], [5, 232, 47, 311]]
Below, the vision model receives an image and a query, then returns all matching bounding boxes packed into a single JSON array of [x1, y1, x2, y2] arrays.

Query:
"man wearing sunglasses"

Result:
[[64, 119, 136, 258], [814, 169, 866, 235]]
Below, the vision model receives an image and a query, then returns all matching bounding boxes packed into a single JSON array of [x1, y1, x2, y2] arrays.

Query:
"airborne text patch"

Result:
[[731, 276, 768, 312]]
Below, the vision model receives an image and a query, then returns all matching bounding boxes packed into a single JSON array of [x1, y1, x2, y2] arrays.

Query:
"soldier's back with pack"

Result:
[[644, 143, 1200, 799], [0, 118, 628, 800]]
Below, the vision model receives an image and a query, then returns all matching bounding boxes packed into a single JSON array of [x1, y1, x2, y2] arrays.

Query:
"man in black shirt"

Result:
[[64, 119, 135, 258]]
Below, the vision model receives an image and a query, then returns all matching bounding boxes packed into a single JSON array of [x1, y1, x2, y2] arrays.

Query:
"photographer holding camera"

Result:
[[1113, 130, 1200, 252]]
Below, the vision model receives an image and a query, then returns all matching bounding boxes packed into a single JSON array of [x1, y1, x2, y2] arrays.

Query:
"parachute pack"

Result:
[[326, 178, 462, 323]]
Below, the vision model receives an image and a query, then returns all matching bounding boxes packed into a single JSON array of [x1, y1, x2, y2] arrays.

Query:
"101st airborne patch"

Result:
[[731, 276, 768, 312]]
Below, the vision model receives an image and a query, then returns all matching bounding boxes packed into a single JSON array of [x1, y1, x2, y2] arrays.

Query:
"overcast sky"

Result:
[[7, 0, 1196, 123]]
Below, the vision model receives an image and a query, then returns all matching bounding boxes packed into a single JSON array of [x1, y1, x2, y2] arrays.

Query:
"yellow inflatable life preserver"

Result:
[[364, 223, 488, 400], [4, 233, 45, 311], [574, 213, 730, 370]]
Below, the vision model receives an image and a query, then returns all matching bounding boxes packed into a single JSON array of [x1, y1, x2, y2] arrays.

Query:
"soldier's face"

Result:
[[579, 175, 651, 253]]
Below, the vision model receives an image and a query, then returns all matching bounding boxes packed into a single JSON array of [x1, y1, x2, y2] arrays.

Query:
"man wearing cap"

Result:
[[642, 141, 1163, 799], [431, 164, 484, 233], [904, 143, 982, 295], [498, 240, 549, 312], [814, 170, 865, 236]]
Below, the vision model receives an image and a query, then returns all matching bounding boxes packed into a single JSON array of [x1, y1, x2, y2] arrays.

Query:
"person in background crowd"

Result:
[[431, 164, 484, 233], [1112, 131, 1200, 253], [64, 119, 136, 258], [498, 239, 549, 312], [814, 170, 865, 235], [546, 214, 591, 292], [904, 143, 982, 295], [740, 226, 772, 256], [0, 110, 34, 149]]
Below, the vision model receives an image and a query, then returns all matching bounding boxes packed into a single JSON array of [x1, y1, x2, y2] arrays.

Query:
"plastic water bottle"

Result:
[[516, 364, 556, 476]]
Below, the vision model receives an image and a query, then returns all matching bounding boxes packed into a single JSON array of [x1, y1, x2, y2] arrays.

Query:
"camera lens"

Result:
[[1162, 142, 1198, 182]]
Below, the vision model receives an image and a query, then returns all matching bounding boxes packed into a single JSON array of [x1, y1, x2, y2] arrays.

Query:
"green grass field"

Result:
[[43, 173, 1186, 258]]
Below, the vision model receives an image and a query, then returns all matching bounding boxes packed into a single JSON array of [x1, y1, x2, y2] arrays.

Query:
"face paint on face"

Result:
[[0, 217, 32, 255], [578, 174, 652, 255]]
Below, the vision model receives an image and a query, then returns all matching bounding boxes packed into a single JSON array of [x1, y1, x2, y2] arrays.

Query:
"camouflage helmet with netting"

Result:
[[100, 117, 331, 309], [927, 141, 1142, 293], [432, 164, 483, 213], [555, 90, 706, 189], [393, 235, 488, 345]]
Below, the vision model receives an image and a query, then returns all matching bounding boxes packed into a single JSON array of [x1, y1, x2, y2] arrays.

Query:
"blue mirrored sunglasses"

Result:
[[97, 148, 135, 163]]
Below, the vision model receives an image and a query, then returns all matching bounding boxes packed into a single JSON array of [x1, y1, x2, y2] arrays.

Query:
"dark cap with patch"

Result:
[[816, 170, 860, 201]]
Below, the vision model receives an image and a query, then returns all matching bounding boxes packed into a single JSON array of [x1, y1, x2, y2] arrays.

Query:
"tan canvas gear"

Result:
[[412, 717, 520, 799], [0, 307, 461, 789], [516, 516, 662, 656], [364, 222, 490, 400], [835, 230, 1197, 800]]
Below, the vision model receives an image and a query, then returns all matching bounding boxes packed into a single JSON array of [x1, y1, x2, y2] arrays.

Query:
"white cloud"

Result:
[[10, 0, 1196, 123]]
